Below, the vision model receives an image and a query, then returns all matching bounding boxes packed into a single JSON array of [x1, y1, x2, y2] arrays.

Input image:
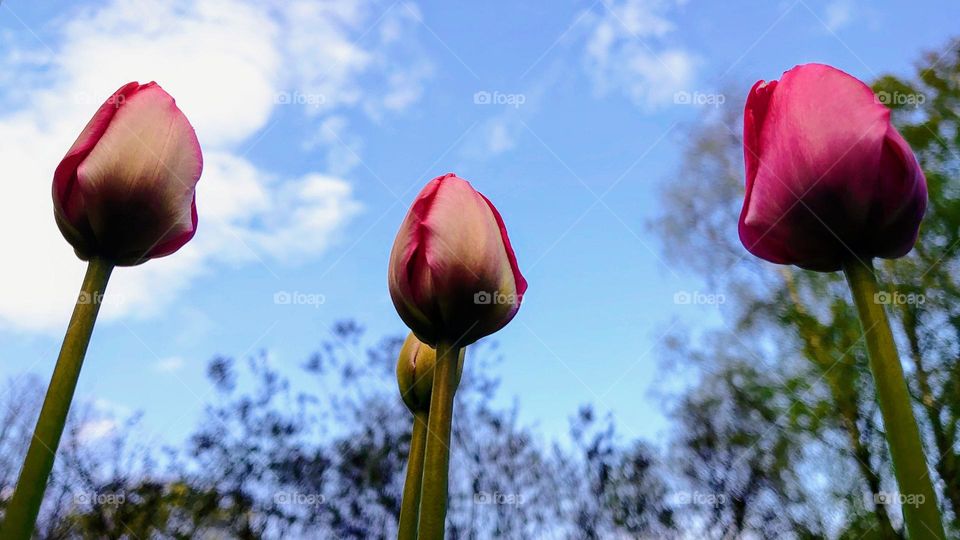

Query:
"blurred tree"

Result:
[[2, 323, 675, 538]]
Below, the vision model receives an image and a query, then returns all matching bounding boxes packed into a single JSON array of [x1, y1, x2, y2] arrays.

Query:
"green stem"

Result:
[[416, 340, 460, 540], [844, 259, 946, 539], [398, 411, 429, 540], [1, 258, 113, 540]]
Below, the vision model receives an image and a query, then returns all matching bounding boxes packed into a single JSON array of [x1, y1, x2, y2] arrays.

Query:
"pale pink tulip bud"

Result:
[[388, 173, 527, 346], [53, 81, 202, 265]]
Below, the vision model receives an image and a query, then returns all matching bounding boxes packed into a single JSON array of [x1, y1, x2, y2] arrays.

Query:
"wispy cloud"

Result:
[[76, 418, 118, 444], [580, 0, 699, 108], [823, 0, 853, 32], [154, 356, 186, 374]]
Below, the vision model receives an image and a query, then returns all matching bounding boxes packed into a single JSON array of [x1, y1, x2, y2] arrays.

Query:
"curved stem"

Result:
[[398, 411, 429, 540], [844, 259, 946, 539], [1, 258, 113, 540], [416, 340, 460, 540]]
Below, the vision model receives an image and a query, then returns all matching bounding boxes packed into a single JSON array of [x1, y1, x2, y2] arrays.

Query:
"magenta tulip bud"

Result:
[[388, 173, 527, 347], [396, 333, 465, 414], [738, 63, 926, 272], [53, 81, 203, 266]]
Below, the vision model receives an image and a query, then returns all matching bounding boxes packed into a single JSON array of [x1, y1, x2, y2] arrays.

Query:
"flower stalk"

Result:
[[1, 258, 113, 540], [843, 259, 946, 539], [416, 340, 460, 540], [398, 411, 429, 540]]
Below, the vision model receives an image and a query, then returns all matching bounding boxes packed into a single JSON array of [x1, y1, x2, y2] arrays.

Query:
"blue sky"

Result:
[[0, 0, 957, 448]]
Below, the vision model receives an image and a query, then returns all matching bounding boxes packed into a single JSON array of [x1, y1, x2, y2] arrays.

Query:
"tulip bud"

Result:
[[388, 173, 527, 346], [738, 63, 926, 272], [53, 81, 203, 266], [396, 333, 465, 414]]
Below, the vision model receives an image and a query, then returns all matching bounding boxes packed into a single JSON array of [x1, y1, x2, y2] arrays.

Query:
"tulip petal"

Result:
[[867, 127, 927, 258], [53, 82, 142, 250], [424, 176, 509, 294], [742, 79, 776, 200], [76, 82, 202, 263], [478, 192, 527, 299], [389, 176, 443, 335]]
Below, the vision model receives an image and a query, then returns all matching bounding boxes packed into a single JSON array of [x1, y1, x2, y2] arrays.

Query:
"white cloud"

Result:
[[0, 0, 429, 333], [76, 418, 118, 443], [823, 0, 853, 32], [73, 397, 132, 443], [91, 398, 133, 417], [303, 115, 364, 176], [465, 116, 523, 158], [380, 62, 434, 113], [154, 357, 186, 374], [486, 121, 518, 154], [460, 68, 555, 160], [581, 0, 699, 108], [459, 116, 522, 160]]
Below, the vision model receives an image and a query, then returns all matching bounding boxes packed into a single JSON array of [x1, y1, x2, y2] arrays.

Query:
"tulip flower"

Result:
[[737, 64, 944, 538], [738, 63, 926, 272], [388, 173, 527, 348], [53, 81, 202, 266], [396, 334, 464, 540], [2, 82, 202, 540], [388, 173, 525, 539]]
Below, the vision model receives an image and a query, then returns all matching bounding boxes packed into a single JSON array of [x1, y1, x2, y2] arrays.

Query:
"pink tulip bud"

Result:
[[53, 82, 203, 266], [396, 333, 465, 414], [388, 173, 527, 347], [738, 63, 926, 272]]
